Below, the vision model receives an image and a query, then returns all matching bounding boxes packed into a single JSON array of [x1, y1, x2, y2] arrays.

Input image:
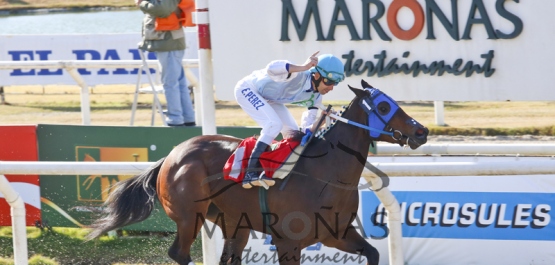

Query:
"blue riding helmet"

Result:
[[309, 54, 345, 84]]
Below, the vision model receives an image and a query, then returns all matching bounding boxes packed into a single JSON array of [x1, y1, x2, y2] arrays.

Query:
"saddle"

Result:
[[223, 136, 304, 182]]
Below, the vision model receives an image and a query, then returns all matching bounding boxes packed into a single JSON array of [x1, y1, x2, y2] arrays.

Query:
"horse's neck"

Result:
[[312, 119, 372, 184]]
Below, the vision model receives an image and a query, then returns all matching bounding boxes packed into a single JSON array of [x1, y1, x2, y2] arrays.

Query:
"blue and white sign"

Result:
[[0, 33, 198, 86], [241, 172, 555, 265], [362, 191, 554, 241]]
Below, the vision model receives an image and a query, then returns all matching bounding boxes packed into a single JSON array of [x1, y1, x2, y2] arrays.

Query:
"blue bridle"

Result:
[[358, 88, 400, 138], [320, 88, 404, 140], [317, 88, 416, 141]]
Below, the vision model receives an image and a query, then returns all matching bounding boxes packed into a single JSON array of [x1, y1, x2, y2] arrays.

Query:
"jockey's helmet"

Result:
[[309, 54, 345, 85]]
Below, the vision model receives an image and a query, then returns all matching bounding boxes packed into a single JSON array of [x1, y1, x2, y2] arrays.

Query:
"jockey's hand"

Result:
[[301, 129, 312, 146], [321, 108, 337, 120], [302, 51, 319, 70]]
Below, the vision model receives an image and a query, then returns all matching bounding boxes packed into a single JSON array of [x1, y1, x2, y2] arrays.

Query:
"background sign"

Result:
[[243, 174, 555, 265], [36, 125, 260, 230], [0, 126, 40, 226], [0, 32, 198, 86], [208, 0, 555, 101]]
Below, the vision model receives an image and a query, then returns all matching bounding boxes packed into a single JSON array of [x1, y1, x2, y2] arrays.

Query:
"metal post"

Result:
[[0, 175, 29, 265], [434, 101, 445, 126], [195, 0, 220, 263], [65, 63, 91, 125], [196, 0, 216, 135], [361, 165, 404, 265]]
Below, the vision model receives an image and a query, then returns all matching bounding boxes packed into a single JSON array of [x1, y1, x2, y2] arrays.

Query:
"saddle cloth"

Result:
[[223, 136, 303, 182]]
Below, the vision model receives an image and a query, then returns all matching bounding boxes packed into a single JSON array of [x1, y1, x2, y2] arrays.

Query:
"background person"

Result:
[[136, 0, 195, 126], [234, 52, 345, 188]]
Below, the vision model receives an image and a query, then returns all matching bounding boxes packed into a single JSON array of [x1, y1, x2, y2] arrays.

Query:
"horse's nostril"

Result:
[[415, 128, 428, 137]]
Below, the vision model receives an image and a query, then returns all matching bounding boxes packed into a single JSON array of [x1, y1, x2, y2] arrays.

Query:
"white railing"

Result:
[[1, 157, 554, 265], [0, 162, 149, 265], [0, 60, 199, 125], [377, 143, 555, 156], [0, 175, 28, 265]]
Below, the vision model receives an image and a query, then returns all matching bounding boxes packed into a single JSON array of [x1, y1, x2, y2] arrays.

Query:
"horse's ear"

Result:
[[361, 79, 374, 89], [349, 85, 367, 98]]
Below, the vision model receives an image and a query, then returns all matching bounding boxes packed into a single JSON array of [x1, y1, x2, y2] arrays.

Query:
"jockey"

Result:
[[234, 51, 345, 189]]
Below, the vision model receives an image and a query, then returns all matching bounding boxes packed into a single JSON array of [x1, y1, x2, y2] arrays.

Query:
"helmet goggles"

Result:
[[315, 65, 344, 86]]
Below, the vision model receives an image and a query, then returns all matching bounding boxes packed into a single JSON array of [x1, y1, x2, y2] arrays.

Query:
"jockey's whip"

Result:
[[278, 105, 332, 191]]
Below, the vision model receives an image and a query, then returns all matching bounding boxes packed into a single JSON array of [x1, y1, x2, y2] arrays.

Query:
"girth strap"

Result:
[[258, 187, 272, 234]]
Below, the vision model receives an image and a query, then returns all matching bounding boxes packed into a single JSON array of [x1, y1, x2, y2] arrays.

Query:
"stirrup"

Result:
[[242, 181, 253, 189], [251, 172, 276, 189]]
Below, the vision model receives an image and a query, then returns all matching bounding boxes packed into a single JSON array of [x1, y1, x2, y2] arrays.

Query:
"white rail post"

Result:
[[361, 165, 404, 265], [434, 101, 445, 126], [64, 62, 91, 125], [0, 175, 29, 265], [195, 0, 221, 264], [196, 0, 216, 135]]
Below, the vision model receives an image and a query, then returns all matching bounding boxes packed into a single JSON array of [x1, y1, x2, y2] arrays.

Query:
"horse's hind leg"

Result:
[[168, 232, 191, 264], [161, 162, 212, 264], [166, 198, 211, 265], [219, 228, 249, 264], [167, 204, 210, 265]]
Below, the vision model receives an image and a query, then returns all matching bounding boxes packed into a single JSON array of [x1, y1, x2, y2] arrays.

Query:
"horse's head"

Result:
[[346, 79, 428, 149]]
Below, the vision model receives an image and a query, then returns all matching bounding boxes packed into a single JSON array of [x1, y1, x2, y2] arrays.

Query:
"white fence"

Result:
[[0, 60, 199, 126], [1, 154, 554, 265], [0, 162, 148, 265], [377, 143, 555, 156]]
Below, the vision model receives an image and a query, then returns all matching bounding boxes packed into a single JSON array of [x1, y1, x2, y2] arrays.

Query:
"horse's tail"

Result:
[[86, 157, 166, 240]]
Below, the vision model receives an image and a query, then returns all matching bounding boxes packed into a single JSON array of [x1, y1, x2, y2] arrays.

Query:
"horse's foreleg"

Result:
[[322, 231, 379, 265], [273, 241, 302, 265]]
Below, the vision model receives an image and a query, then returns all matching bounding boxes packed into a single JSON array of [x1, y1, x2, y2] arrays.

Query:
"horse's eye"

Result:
[[377, 102, 391, 116]]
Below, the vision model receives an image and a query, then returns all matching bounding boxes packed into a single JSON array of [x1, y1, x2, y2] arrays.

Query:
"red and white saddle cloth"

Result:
[[223, 137, 302, 183]]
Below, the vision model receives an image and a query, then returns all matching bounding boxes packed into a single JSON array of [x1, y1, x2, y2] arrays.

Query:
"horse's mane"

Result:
[[251, 129, 305, 143], [287, 130, 305, 142]]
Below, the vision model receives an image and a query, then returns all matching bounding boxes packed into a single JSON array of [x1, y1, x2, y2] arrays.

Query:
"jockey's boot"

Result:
[[242, 141, 269, 189]]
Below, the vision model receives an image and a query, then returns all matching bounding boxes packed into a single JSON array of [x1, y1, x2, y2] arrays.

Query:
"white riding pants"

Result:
[[235, 81, 299, 145]]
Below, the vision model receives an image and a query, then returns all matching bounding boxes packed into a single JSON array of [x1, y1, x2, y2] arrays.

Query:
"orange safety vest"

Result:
[[155, 0, 195, 31]]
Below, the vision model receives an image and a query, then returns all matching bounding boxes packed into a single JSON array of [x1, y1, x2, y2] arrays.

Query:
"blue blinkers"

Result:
[[358, 88, 400, 138]]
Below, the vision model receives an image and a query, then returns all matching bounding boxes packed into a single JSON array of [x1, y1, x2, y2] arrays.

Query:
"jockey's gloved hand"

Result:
[[301, 129, 312, 146]]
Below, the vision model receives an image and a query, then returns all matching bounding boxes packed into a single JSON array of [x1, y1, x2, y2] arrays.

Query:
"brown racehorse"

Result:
[[87, 79, 429, 265]]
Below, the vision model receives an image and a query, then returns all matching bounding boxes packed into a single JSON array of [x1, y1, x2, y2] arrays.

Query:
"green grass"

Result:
[[0, 227, 203, 265]]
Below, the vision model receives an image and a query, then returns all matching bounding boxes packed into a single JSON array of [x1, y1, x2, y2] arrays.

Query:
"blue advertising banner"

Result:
[[361, 191, 555, 241]]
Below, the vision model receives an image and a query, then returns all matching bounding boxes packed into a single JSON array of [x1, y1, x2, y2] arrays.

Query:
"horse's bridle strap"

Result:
[[317, 106, 395, 137]]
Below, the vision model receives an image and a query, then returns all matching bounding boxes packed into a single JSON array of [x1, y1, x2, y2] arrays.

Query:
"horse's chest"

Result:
[[314, 189, 359, 212]]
